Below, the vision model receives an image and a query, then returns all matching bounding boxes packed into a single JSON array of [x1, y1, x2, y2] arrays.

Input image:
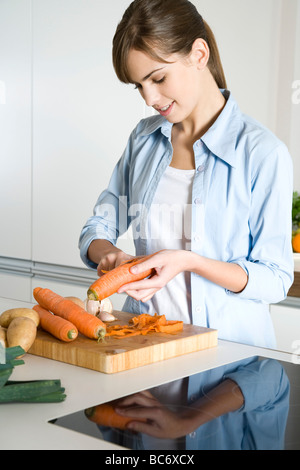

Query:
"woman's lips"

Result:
[[155, 101, 174, 117]]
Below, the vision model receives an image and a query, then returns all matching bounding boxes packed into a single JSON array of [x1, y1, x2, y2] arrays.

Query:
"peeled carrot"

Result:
[[87, 254, 157, 301], [33, 287, 106, 340], [84, 400, 147, 430], [33, 304, 78, 342]]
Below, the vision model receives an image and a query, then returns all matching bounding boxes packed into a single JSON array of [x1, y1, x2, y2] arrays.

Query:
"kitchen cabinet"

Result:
[[0, 0, 32, 260], [269, 255, 300, 355], [0, 272, 32, 302], [31, 0, 141, 267], [0, 0, 141, 272], [270, 302, 300, 355]]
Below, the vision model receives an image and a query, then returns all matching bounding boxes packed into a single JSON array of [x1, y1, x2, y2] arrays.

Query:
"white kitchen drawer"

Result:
[[0, 272, 32, 303], [270, 303, 300, 354]]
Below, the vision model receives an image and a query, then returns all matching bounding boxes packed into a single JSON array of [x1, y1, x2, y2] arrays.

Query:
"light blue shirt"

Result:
[[185, 358, 290, 450], [79, 90, 294, 348]]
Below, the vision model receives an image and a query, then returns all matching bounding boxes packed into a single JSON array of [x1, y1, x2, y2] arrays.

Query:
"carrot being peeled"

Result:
[[33, 304, 78, 342], [33, 287, 106, 340], [87, 253, 158, 301]]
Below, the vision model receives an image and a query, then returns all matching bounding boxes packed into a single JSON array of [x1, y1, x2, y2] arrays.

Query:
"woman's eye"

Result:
[[153, 77, 165, 85], [133, 76, 165, 90]]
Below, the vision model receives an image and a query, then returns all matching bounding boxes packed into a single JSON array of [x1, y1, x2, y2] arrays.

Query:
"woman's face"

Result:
[[126, 45, 209, 124]]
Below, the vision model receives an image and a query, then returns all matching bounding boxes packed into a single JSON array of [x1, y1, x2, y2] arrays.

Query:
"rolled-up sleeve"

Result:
[[224, 358, 290, 414], [227, 143, 294, 304]]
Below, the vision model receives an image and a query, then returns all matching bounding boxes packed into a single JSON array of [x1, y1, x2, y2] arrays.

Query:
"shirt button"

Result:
[[194, 198, 202, 205], [193, 235, 201, 242], [189, 431, 196, 438], [197, 165, 205, 172], [195, 306, 201, 313]]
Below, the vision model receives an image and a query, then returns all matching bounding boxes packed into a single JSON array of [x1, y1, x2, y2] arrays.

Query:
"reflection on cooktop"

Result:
[[50, 357, 300, 450]]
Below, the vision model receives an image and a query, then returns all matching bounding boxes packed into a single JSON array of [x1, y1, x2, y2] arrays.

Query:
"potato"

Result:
[[7, 317, 37, 356], [0, 311, 12, 328], [0, 308, 40, 328], [0, 326, 7, 348], [65, 296, 85, 309]]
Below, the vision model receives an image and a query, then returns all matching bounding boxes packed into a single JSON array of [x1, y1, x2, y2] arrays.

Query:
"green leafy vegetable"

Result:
[[0, 346, 66, 403], [292, 191, 300, 233]]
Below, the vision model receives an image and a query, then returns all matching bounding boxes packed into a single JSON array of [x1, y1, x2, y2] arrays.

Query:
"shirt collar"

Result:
[[139, 114, 170, 137], [201, 90, 241, 168], [139, 90, 241, 168]]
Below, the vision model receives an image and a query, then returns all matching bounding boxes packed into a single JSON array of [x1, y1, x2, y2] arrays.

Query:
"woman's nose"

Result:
[[141, 85, 160, 108]]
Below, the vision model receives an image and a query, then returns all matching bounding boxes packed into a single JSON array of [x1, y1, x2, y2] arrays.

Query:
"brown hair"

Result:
[[112, 0, 227, 89]]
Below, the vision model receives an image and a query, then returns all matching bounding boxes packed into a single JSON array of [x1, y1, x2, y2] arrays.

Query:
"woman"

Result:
[[80, 0, 293, 348], [79, 0, 292, 448]]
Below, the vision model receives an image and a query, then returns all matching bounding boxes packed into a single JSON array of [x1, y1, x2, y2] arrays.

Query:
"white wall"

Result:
[[290, 1, 300, 191], [195, 0, 282, 132]]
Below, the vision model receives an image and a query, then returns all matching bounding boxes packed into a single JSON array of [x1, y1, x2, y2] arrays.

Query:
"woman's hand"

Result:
[[115, 247, 247, 300], [114, 379, 244, 439], [87, 239, 133, 277], [117, 249, 191, 302], [97, 250, 133, 277], [115, 390, 195, 439]]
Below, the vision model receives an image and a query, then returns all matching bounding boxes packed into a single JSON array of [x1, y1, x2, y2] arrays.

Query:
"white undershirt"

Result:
[[145, 165, 195, 324]]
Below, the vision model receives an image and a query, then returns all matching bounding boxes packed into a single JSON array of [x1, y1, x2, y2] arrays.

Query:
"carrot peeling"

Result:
[[105, 313, 183, 338], [33, 287, 106, 340], [33, 304, 78, 342], [87, 253, 158, 301]]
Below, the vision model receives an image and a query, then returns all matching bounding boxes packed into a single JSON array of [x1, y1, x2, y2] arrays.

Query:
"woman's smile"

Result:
[[155, 101, 175, 116]]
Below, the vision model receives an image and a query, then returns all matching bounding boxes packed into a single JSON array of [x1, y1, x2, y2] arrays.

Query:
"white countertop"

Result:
[[0, 296, 297, 450]]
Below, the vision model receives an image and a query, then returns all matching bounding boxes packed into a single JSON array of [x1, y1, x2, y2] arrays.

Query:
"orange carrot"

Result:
[[33, 304, 78, 342], [33, 287, 106, 340], [106, 313, 183, 338], [87, 253, 158, 301], [84, 400, 147, 430]]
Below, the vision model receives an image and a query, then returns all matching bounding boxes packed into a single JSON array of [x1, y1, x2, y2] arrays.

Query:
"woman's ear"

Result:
[[190, 38, 210, 70]]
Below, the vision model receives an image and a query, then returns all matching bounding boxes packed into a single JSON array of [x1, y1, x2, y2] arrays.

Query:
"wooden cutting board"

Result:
[[28, 311, 218, 374]]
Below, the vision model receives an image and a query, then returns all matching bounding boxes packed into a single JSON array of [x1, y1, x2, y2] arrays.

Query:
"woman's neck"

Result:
[[175, 72, 226, 142], [170, 75, 226, 170]]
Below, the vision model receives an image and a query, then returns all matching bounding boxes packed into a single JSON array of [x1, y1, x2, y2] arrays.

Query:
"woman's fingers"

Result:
[[97, 252, 133, 276], [118, 273, 161, 292], [115, 390, 161, 419], [119, 286, 159, 302], [116, 401, 186, 438], [116, 250, 188, 300], [113, 390, 193, 439], [129, 256, 161, 276], [117, 270, 163, 300], [116, 390, 156, 408]]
